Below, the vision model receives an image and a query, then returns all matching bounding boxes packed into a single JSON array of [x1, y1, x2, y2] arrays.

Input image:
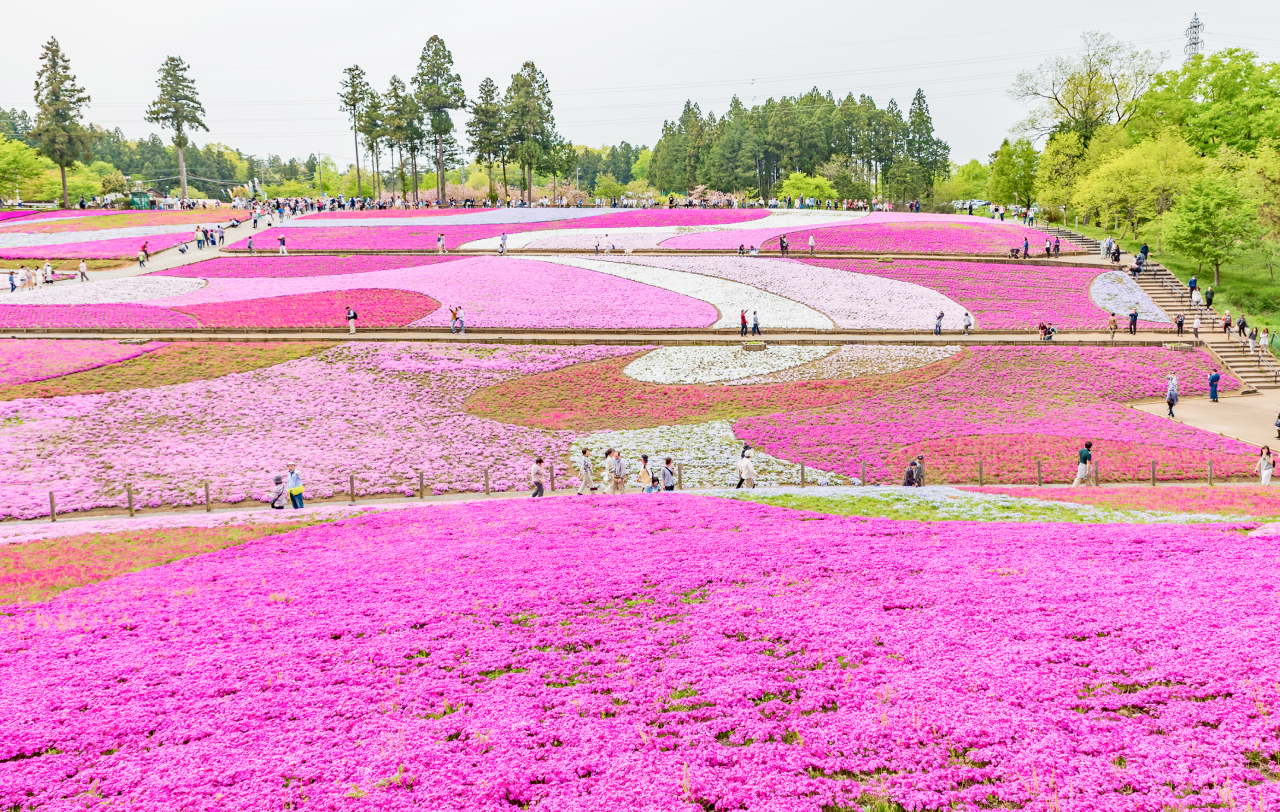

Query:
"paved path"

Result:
[[1133, 393, 1280, 450]]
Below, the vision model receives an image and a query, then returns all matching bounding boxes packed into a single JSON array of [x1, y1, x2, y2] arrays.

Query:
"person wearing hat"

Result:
[[285, 463, 304, 508], [269, 475, 287, 509]]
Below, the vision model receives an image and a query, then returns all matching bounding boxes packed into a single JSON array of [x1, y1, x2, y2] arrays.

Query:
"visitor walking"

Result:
[[1208, 368, 1220, 402], [278, 235, 287, 256], [1107, 313, 1118, 341], [962, 312, 973, 335], [808, 234, 815, 256], [499, 232, 508, 255], [285, 463, 304, 509], [1175, 313, 1185, 336], [529, 457, 545, 498], [247, 235, 255, 255], [137, 248, 146, 268], [1128, 308, 1138, 335], [661, 458, 677, 491], [452, 305, 465, 334], [1072, 441, 1094, 487], [751, 311, 761, 336], [740, 310, 748, 337], [594, 235, 600, 255], [346, 306, 357, 334], [735, 450, 757, 489], [1223, 310, 1232, 335], [78, 260, 88, 282], [607, 449, 627, 495], [269, 475, 287, 509], [577, 448, 596, 494], [1053, 237, 1060, 258], [934, 311, 944, 336], [635, 454, 651, 489], [1257, 447, 1275, 486], [1205, 287, 1215, 308], [437, 233, 446, 254], [7, 270, 14, 292], [195, 227, 204, 250], [1165, 374, 1179, 418], [780, 235, 789, 256], [1193, 316, 1201, 340]]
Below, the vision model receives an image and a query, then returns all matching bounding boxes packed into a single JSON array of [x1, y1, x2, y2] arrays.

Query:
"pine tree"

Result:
[[144, 56, 207, 199], [30, 38, 94, 209], [466, 78, 505, 201], [339, 65, 372, 198], [412, 36, 466, 204], [503, 62, 553, 205]]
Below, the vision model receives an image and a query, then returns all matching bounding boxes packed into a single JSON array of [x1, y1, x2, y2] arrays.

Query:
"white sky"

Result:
[[2, 0, 1277, 172]]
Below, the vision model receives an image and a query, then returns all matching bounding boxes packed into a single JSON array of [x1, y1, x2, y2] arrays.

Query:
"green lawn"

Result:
[[1070, 222, 1280, 329]]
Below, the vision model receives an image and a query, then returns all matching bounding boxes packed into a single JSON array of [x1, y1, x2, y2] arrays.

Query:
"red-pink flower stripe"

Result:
[[0, 497, 1275, 810], [155, 255, 465, 278], [0, 304, 198, 330], [173, 289, 440, 328], [0, 232, 190, 260], [735, 345, 1249, 482], [799, 257, 1161, 328], [0, 339, 167, 388]]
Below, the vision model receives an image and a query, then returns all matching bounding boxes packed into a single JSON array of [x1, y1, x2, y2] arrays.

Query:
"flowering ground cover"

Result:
[[0, 231, 191, 259], [174, 289, 440, 328], [0, 339, 165, 388], [466, 349, 963, 431], [963, 485, 1280, 516], [736, 346, 1254, 484], [762, 218, 1081, 255], [734, 345, 964, 384], [0, 209, 249, 233], [0, 210, 37, 223], [3, 497, 1278, 810], [623, 346, 836, 384], [588, 255, 967, 329], [0, 342, 332, 401], [722, 485, 1253, 523], [302, 208, 497, 219], [0, 343, 638, 519], [0, 303, 198, 329], [4, 276, 205, 304], [799, 257, 1167, 329], [155, 254, 465, 278]]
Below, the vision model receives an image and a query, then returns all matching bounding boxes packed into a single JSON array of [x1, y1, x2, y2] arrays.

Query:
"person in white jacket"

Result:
[[735, 451, 757, 489]]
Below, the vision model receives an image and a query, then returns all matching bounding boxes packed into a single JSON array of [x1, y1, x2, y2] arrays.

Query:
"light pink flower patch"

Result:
[[0, 497, 1274, 810], [0, 232, 191, 260], [0, 339, 167, 388], [763, 218, 1080, 254], [0, 304, 198, 329], [156, 255, 465, 279], [173, 289, 441, 328]]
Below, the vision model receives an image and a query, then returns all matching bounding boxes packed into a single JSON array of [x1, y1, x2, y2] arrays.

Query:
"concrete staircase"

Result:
[[1040, 225, 1101, 255]]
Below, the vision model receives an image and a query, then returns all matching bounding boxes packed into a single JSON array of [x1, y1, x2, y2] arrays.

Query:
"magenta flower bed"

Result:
[[2, 210, 252, 234], [736, 345, 1250, 483], [763, 219, 1081, 255], [0, 339, 166, 388], [547, 209, 768, 228], [2, 496, 1277, 811], [303, 208, 497, 219], [0, 304, 198, 329], [0, 232, 190, 260], [800, 257, 1159, 329], [173, 289, 440, 328], [0, 211, 37, 224], [156, 255, 465, 278]]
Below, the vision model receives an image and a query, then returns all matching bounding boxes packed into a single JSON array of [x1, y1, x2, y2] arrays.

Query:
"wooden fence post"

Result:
[[484, 469, 490, 495], [1208, 461, 1214, 486], [800, 464, 806, 488], [126, 484, 134, 517], [978, 460, 984, 487], [204, 481, 211, 512], [861, 461, 867, 486], [1094, 460, 1100, 487], [1036, 460, 1043, 486], [349, 474, 356, 505], [1150, 460, 1156, 487], [419, 471, 425, 499], [49, 492, 56, 523], [549, 459, 555, 492], [677, 463, 683, 490]]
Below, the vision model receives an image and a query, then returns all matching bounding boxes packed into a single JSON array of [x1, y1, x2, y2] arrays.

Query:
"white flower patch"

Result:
[[5, 276, 206, 305], [623, 346, 833, 385], [733, 344, 962, 384], [698, 209, 869, 231], [465, 227, 680, 251], [0, 225, 195, 248], [573, 420, 846, 489], [536, 256, 833, 329], [1089, 271, 1170, 323]]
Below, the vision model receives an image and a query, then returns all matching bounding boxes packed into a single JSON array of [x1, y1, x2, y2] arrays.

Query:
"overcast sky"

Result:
[[3, 0, 1278, 172]]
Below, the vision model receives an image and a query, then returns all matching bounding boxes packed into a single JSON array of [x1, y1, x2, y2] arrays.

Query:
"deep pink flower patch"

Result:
[[0, 497, 1275, 810], [0, 210, 251, 234], [155, 254, 465, 278], [0, 232, 191, 260], [0, 211, 37, 224], [173, 289, 441, 328], [303, 208, 497, 219], [763, 219, 1081, 255], [0, 304, 198, 329], [0, 339, 167, 387]]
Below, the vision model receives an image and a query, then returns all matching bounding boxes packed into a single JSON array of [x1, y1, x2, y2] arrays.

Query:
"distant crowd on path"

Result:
[[5, 259, 88, 291], [567, 448, 681, 497]]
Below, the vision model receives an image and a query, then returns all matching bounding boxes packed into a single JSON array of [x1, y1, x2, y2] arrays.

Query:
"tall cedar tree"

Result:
[[30, 38, 94, 208], [503, 62, 554, 205], [338, 65, 372, 197], [412, 36, 466, 204], [466, 77, 505, 200], [144, 56, 208, 199]]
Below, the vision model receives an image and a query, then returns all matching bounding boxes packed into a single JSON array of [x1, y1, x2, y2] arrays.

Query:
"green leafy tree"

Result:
[[1073, 131, 1201, 239], [358, 92, 385, 199], [1035, 131, 1086, 217], [466, 77, 505, 201], [503, 61, 553, 205], [100, 169, 129, 197], [381, 77, 412, 199], [1165, 169, 1261, 285], [338, 65, 372, 197], [144, 56, 207, 199], [30, 37, 95, 208], [594, 172, 625, 200], [0, 109, 35, 145], [412, 36, 466, 205], [0, 136, 45, 202], [987, 138, 1038, 207], [777, 172, 837, 202]]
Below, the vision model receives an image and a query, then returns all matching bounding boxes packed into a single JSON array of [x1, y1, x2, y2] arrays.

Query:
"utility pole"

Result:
[[1184, 14, 1204, 63]]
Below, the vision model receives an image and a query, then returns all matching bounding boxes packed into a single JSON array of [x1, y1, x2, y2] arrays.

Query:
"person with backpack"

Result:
[[269, 475, 287, 509], [661, 458, 677, 491], [346, 306, 357, 334], [284, 463, 304, 508]]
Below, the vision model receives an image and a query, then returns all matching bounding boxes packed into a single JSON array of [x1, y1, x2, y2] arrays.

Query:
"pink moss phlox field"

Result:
[[0, 211, 37, 223], [800, 257, 1160, 329], [735, 346, 1251, 483], [0, 340, 167, 388], [0, 304, 199, 330], [0, 210, 251, 233], [173, 289, 440, 328], [0, 232, 190, 260], [1, 497, 1276, 811], [762, 219, 1081, 255], [302, 208, 497, 219], [0, 343, 642, 519], [962, 485, 1280, 516], [155, 255, 465, 278]]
